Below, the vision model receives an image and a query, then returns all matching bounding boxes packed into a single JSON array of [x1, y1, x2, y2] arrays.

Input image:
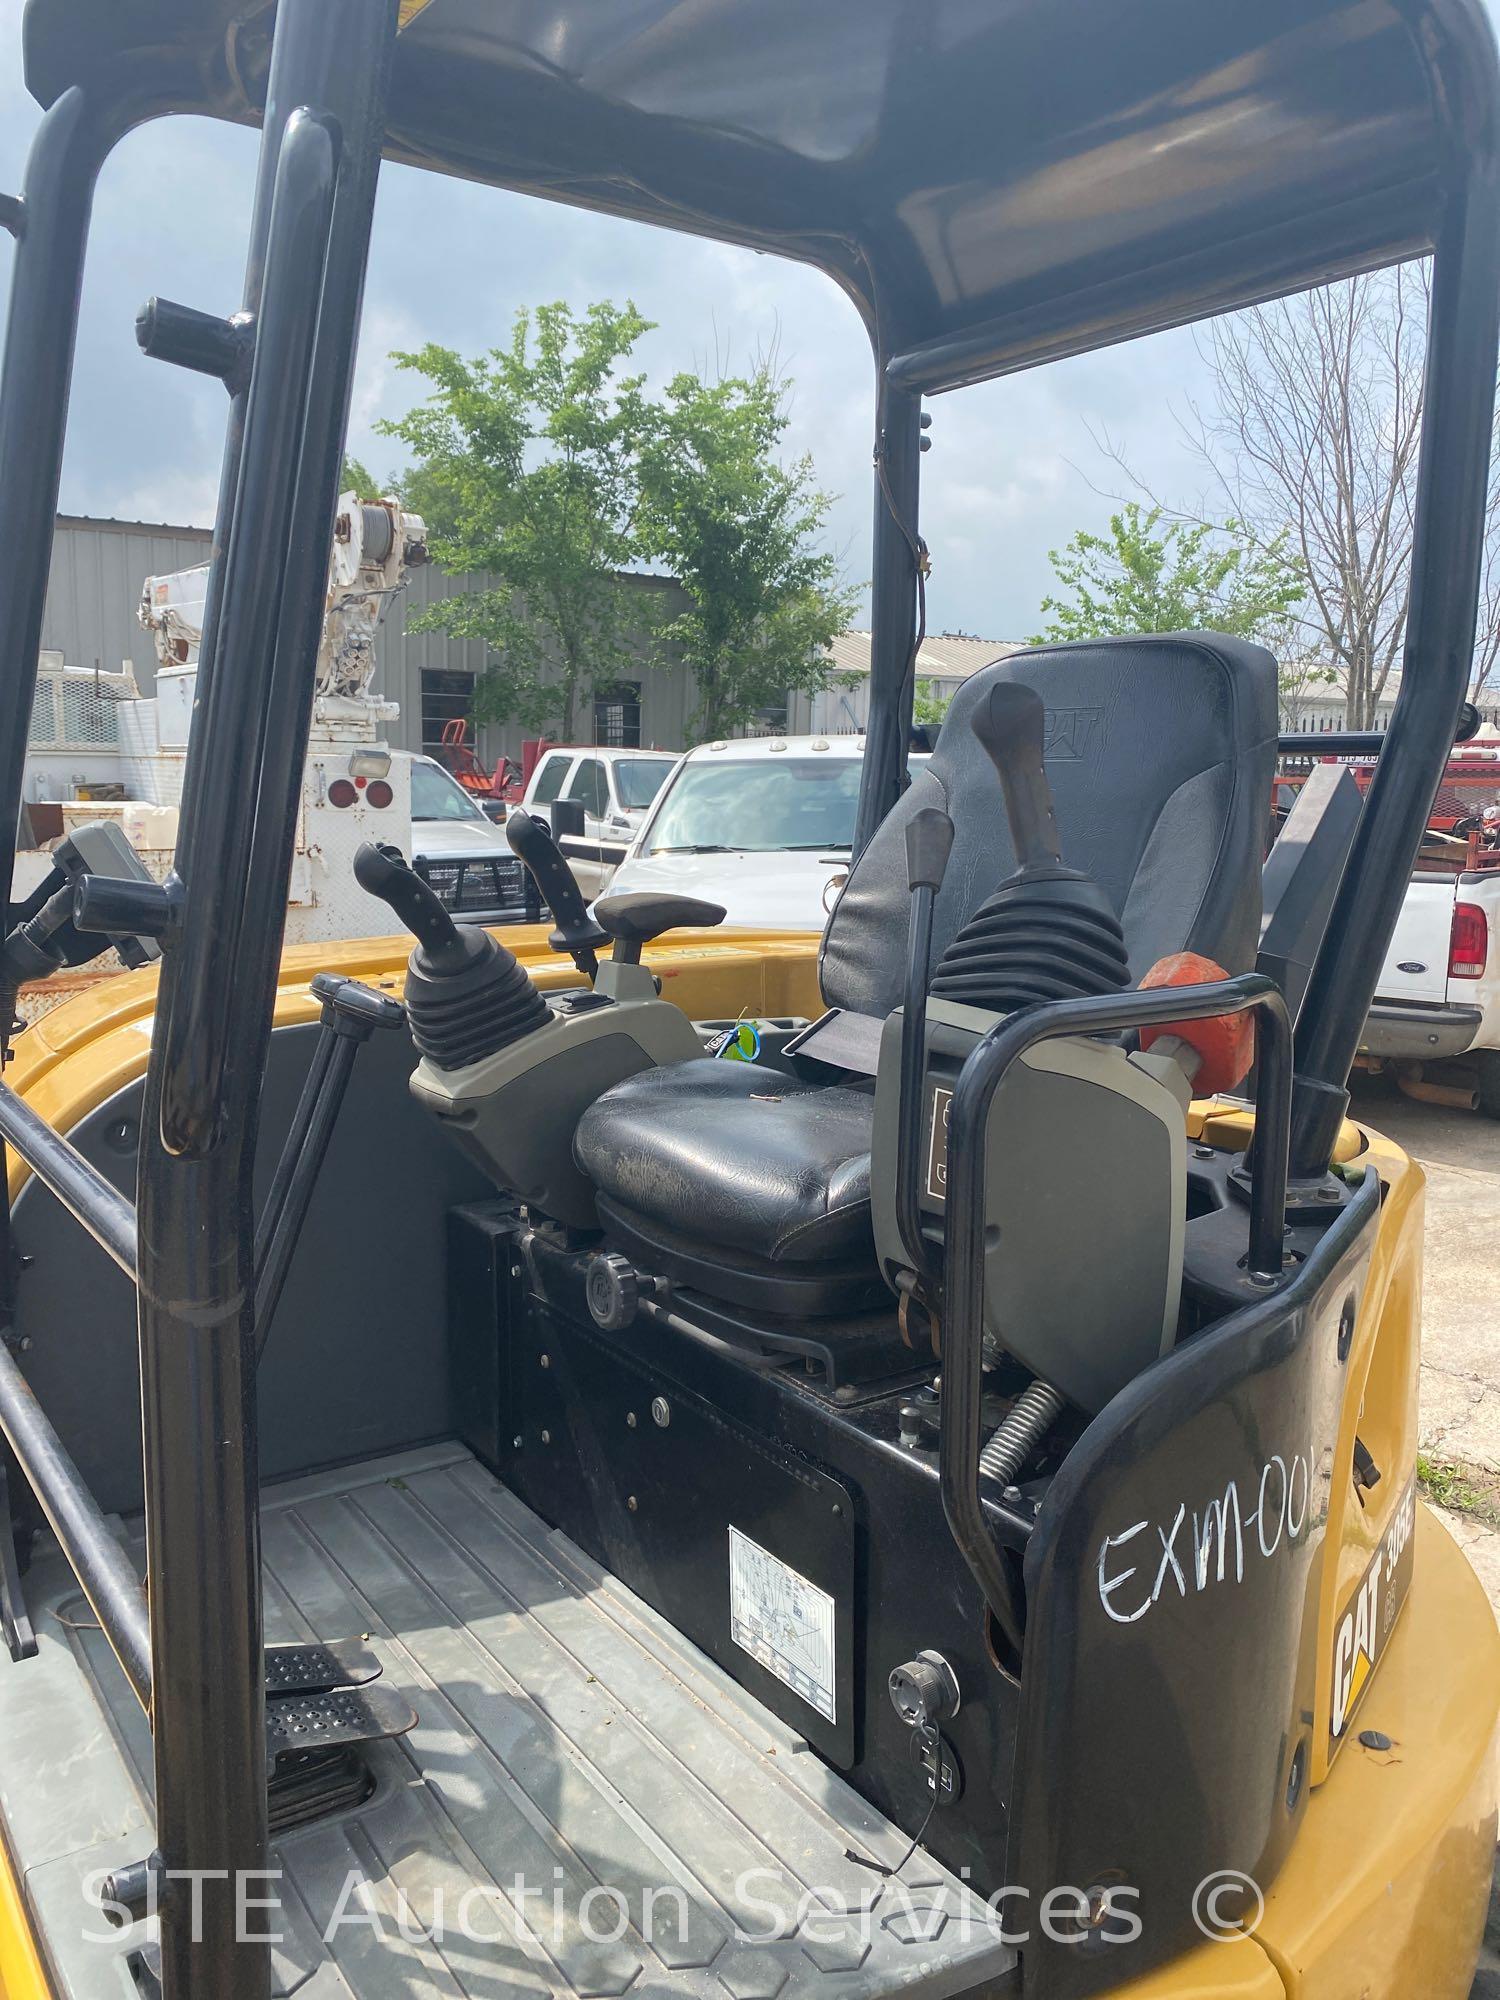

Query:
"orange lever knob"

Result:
[[1138, 952, 1254, 1096]]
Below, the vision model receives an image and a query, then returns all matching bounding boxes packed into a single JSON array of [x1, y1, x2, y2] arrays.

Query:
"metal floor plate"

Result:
[[0, 1443, 1018, 1999]]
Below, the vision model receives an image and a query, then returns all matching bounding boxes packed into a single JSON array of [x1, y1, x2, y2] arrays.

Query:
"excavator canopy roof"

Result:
[[21, 0, 1500, 388]]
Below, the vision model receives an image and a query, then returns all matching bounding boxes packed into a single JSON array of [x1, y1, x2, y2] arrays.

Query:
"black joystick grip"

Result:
[[354, 841, 550, 1070], [972, 682, 1061, 873], [354, 841, 467, 972], [905, 806, 955, 893], [504, 812, 608, 972]]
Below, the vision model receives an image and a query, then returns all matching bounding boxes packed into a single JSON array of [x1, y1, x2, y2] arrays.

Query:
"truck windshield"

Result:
[[411, 757, 487, 822], [646, 758, 865, 853], [615, 758, 674, 810]]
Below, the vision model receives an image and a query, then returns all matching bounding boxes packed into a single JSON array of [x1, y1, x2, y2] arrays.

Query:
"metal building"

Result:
[[38, 515, 704, 776]]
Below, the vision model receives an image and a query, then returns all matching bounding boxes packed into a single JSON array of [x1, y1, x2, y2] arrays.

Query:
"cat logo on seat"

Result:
[[1330, 1473, 1416, 1740]]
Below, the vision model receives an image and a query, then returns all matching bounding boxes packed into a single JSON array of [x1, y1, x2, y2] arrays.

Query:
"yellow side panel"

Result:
[[4, 927, 826, 1196], [398, 0, 436, 26], [0, 1833, 49, 2000], [1101, 1937, 1284, 1997], [1256, 1508, 1500, 1999]]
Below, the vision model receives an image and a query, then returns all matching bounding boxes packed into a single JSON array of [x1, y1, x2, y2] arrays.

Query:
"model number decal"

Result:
[[1096, 1446, 1319, 1625], [925, 1085, 952, 1202], [1330, 1473, 1415, 1739]]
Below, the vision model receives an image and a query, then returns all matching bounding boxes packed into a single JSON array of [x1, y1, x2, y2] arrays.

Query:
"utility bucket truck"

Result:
[[0, 5, 1495, 2000], [134, 492, 527, 938]]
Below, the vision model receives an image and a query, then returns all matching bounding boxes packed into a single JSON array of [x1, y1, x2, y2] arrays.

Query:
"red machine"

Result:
[[436, 717, 529, 808]]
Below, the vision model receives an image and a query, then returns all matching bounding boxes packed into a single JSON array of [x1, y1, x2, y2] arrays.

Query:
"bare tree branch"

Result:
[[1097, 265, 1499, 728]]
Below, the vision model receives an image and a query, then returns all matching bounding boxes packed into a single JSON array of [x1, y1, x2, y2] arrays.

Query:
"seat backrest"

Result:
[[820, 632, 1279, 1015]]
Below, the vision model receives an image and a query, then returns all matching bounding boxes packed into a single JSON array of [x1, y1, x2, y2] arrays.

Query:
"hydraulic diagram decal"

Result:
[[729, 1527, 836, 1721]]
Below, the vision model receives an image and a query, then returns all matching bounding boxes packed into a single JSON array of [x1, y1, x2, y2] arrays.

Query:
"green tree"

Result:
[[635, 365, 857, 741], [340, 453, 384, 497], [379, 301, 654, 738], [911, 678, 952, 728], [1030, 502, 1303, 647]]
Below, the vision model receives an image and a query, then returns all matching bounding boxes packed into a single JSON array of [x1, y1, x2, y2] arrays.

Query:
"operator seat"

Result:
[[575, 633, 1279, 1315]]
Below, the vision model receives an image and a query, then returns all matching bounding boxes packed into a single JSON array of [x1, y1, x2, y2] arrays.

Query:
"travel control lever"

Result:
[[897, 805, 954, 1300], [505, 810, 608, 982]]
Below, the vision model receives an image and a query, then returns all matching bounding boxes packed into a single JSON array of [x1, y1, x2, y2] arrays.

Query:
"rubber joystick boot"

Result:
[[354, 842, 550, 1070], [930, 682, 1130, 1012]]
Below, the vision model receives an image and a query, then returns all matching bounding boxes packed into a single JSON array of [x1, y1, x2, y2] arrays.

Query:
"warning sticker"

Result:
[[729, 1527, 836, 1722]]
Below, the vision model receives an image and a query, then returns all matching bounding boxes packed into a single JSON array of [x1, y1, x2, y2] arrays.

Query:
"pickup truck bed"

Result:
[[1363, 863, 1500, 1110]]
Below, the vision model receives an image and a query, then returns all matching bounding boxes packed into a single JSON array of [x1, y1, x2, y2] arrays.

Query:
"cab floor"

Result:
[[0, 1442, 1017, 1999]]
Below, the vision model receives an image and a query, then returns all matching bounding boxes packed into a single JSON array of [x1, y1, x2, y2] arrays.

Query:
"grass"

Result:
[[1417, 1451, 1500, 1530]]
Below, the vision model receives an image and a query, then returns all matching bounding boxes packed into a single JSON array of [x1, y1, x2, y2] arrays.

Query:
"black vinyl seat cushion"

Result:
[[577, 633, 1277, 1309], [574, 1059, 874, 1265]]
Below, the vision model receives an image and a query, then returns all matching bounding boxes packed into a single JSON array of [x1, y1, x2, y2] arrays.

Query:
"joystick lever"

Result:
[[971, 682, 1061, 874], [354, 842, 550, 1071], [353, 841, 469, 972], [505, 812, 608, 982]]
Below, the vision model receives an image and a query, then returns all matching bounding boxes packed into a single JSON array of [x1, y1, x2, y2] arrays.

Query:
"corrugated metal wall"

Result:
[[44, 516, 700, 762], [45, 517, 214, 690], [373, 563, 697, 761]]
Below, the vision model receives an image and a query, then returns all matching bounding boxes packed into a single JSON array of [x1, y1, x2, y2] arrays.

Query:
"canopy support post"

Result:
[[853, 378, 924, 860], [1288, 161, 1500, 1176], [132, 4, 400, 1995]]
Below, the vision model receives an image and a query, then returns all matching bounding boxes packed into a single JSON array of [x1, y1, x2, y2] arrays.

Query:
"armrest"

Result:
[[593, 891, 726, 964]]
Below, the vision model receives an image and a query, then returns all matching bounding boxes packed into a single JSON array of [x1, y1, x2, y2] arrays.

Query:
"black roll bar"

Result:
[[122, 7, 401, 1992], [152, 108, 340, 1158], [853, 380, 925, 859], [1277, 704, 1483, 763], [938, 973, 1293, 1648], [1285, 173, 1500, 1174], [0, 1344, 150, 1706], [0, 89, 120, 926], [0, 1084, 136, 1277]]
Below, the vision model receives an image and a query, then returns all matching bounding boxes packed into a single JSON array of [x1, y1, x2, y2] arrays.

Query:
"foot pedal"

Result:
[[0, 1465, 36, 1665], [265, 1637, 381, 1696], [264, 1684, 416, 1770], [269, 1745, 376, 1836]]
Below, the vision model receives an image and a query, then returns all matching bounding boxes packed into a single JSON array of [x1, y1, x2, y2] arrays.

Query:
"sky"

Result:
[[0, 2, 1432, 646]]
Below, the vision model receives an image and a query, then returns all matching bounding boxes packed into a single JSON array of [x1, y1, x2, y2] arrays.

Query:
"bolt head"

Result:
[[651, 1397, 671, 1427]]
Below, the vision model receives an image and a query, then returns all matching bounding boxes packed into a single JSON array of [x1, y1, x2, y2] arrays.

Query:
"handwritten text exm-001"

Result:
[[1096, 1448, 1316, 1625]]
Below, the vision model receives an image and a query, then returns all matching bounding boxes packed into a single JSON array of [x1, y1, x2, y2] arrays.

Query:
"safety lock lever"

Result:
[[0, 1462, 36, 1665], [253, 973, 406, 1362]]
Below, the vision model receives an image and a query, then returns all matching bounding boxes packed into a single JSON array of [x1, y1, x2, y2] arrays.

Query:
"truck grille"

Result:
[[413, 852, 529, 919]]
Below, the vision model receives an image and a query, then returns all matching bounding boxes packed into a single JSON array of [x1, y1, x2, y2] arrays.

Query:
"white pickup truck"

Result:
[[518, 744, 679, 898], [1360, 858, 1500, 1113]]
